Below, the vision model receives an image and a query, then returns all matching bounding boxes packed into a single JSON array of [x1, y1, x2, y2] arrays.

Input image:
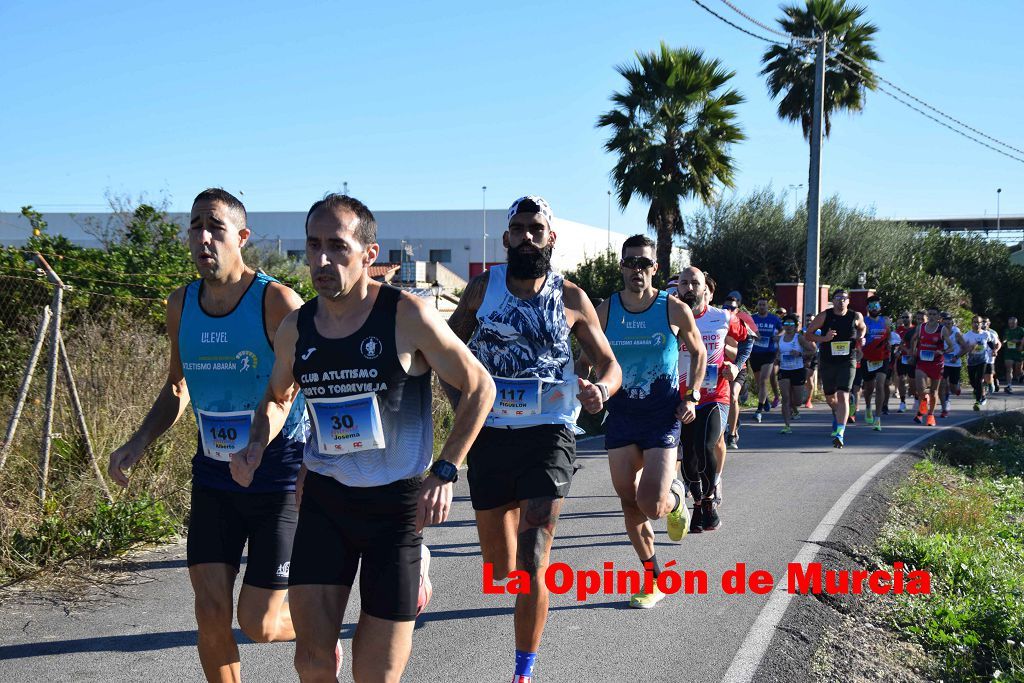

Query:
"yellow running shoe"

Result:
[[666, 479, 690, 542], [629, 587, 666, 609]]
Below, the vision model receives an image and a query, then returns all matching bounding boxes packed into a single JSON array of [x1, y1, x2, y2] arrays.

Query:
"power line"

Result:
[[832, 49, 1024, 158], [716, 0, 818, 43], [690, 0, 787, 45], [831, 57, 1024, 165]]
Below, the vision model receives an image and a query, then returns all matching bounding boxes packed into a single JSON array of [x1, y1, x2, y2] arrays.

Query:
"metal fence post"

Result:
[[0, 305, 52, 472]]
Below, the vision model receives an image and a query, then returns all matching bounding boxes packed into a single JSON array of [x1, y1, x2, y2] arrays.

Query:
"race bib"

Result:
[[867, 360, 884, 372], [753, 336, 769, 349], [702, 364, 719, 389], [1008, 340, 1018, 350], [900, 354, 912, 365], [198, 409, 253, 462], [781, 352, 803, 371], [831, 341, 851, 356], [918, 350, 936, 362], [491, 377, 543, 417], [944, 353, 958, 363], [308, 393, 386, 456]]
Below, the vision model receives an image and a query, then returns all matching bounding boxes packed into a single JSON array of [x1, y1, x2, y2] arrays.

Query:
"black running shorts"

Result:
[[778, 368, 807, 386], [186, 484, 297, 590], [819, 359, 857, 395], [749, 352, 775, 373], [289, 471, 422, 622], [896, 360, 915, 377], [944, 365, 962, 383], [467, 424, 576, 511]]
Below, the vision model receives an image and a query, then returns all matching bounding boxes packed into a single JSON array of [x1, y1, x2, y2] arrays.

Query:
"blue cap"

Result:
[[726, 290, 742, 302]]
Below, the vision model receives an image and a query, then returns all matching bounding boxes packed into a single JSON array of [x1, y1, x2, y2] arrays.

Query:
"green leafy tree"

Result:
[[598, 43, 745, 279], [562, 248, 622, 305], [760, 0, 880, 139]]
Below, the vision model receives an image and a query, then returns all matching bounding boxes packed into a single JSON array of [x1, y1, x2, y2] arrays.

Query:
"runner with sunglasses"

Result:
[[776, 314, 816, 433], [578, 235, 705, 609], [804, 289, 867, 448], [860, 295, 891, 431]]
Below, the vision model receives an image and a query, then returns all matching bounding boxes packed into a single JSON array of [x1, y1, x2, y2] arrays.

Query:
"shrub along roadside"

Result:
[[877, 414, 1024, 682]]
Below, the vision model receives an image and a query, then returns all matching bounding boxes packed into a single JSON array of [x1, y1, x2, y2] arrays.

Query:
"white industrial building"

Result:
[[0, 209, 633, 282]]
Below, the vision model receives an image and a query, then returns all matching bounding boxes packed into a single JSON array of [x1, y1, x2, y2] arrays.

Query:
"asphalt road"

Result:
[[2, 391, 1021, 682]]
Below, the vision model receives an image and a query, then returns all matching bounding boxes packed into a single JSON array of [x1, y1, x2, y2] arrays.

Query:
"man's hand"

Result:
[[416, 475, 453, 532], [724, 361, 738, 383], [822, 329, 837, 342], [108, 443, 144, 488], [229, 443, 264, 488], [676, 399, 696, 424], [576, 378, 604, 415]]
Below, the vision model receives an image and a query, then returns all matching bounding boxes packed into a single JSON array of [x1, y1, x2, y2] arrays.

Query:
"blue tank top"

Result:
[[468, 264, 579, 428], [179, 272, 307, 492], [752, 314, 783, 353], [865, 315, 887, 344], [604, 292, 679, 422]]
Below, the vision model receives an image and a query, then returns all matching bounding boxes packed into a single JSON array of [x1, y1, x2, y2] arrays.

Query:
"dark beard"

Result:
[[681, 291, 698, 310], [507, 243, 553, 279]]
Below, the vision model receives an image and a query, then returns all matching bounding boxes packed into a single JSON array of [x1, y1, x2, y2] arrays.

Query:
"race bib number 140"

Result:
[[198, 409, 254, 462]]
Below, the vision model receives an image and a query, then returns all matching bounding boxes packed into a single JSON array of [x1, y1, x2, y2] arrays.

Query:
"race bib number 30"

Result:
[[308, 393, 386, 456], [492, 377, 543, 417], [198, 409, 254, 462], [831, 341, 851, 356]]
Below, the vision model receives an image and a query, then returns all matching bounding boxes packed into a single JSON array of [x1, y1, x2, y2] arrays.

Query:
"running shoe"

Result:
[[940, 409, 949, 419], [898, 401, 906, 413], [689, 503, 704, 534], [512, 676, 532, 683], [728, 432, 740, 449], [417, 545, 432, 617], [847, 414, 856, 424], [926, 414, 937, 427], [873, 418, 882, 432], [833, 432, 845, 449], [791, 410, 801, 421], [779, 426, 793, 434], [804, 400, 813, 409], [913, 414, 923, 424], [754, 411, 762, 423], [771, 396, 781, 409], [666, 479, 690, 542], [629, 587, 666, 609], [973, 401, 981, 411], [701, 499, 721, 531], [725, 433, 735, 449], [864, 412, 874, 426], [882, 405, 889, 415], [981, 398, 988, 407]]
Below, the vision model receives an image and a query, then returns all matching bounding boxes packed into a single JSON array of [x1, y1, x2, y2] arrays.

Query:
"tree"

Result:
[[562, 248, 621, 305], [598, 43, 745, 279], [760, 0, 880, 139]]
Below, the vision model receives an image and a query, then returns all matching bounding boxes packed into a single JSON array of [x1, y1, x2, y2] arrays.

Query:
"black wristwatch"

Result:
[[430, 459, 459, 484]]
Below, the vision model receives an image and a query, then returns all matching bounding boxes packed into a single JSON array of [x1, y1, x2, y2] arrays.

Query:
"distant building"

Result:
[[0, 209, 633, 281]]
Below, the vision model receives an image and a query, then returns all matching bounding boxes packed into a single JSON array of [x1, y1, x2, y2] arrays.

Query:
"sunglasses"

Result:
[[783, 322, 796, 327], [722, 303, 737, 311], [621, 256, 655, 270]]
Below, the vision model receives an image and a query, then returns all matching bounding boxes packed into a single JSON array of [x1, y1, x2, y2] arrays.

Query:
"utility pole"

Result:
[[607, 190, 612, 250], [997, 188, 1002, 232], [803, 32, 827, 320]]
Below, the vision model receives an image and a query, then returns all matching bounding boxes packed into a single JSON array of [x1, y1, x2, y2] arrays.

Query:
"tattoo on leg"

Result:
[[517, 498, 561, 577]]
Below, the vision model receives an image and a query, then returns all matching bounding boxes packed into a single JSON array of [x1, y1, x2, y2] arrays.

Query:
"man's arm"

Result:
[[576, 298, 610, 379], [264, 281, 305, 344], [230, 310, 303, 487], [804, 311, 830, 343], [440, 273, 488, 406], [563, 282, 622, 414], [399, 296, 495, 531], [108, 287, 191, 487]]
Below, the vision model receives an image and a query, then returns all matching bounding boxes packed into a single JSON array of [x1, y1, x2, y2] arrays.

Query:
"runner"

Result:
[[229, 194, 494, 682], [446, 196, 621, 683], [803, 312, 819, 408], [982, 317, 1002, 395], [963, 315, 992, 409], [673, 267, 749, 531], [107, 189, 308, 683], [894, 311, 919, 412], [1002, 317, 1022, 393], [776, 313, 816, 434], [939, 312, 969, 417], [910, 306, 954, 426], [804, 289, 867, 448], [721, 292, 756, 448], [750, 297, 783, 423], [860, 295, 891, 432], [576, 235, 705, 609]]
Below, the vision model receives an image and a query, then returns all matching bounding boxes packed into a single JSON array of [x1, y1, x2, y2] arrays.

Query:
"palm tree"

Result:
[[760, 0, 880, 139], [598, 43, 745, 277]]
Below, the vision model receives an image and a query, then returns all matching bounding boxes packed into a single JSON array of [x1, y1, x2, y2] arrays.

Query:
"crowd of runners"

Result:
[[105, 189, 1019, 683]]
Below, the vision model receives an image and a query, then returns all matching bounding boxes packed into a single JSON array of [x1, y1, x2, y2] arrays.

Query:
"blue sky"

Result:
[[2, 0, 1022, 234]]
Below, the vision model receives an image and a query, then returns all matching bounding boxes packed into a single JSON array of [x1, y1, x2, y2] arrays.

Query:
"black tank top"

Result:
[[822, 308, 857, 361], [292, 286, 433, 487]]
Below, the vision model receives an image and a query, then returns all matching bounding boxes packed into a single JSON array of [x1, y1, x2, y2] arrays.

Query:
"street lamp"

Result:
[[787, 184, 803, 215], [430, 280, 442, 310], [482, 186, 488, 273], [607, 190, 612, 250], [997, 188, 1002, 231]]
